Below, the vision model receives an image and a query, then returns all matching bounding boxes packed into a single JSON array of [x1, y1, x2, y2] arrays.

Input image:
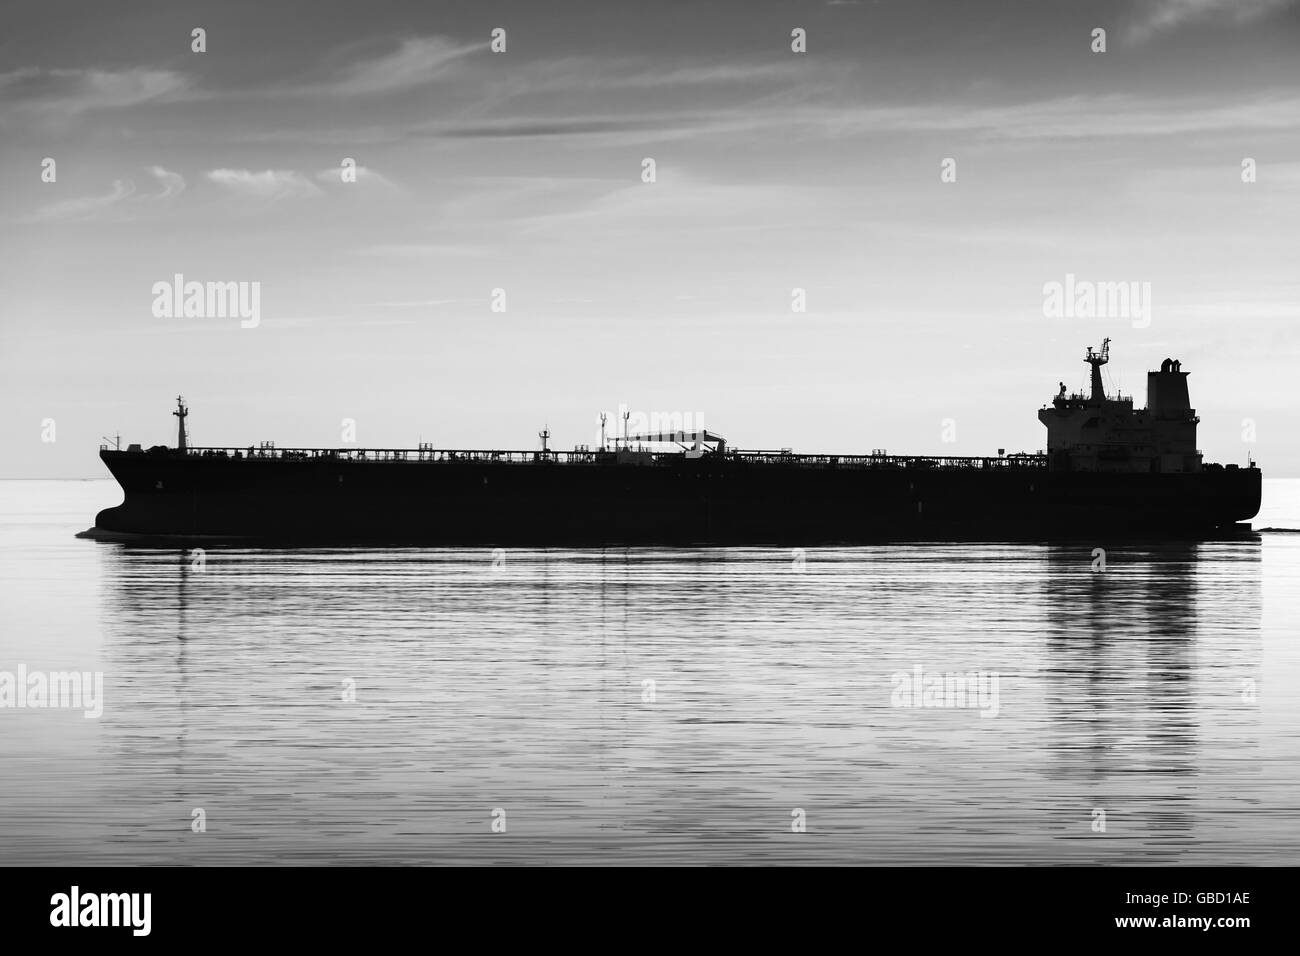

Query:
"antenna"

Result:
[[622, 410, 630, 450], [599, 412, 607, 451]]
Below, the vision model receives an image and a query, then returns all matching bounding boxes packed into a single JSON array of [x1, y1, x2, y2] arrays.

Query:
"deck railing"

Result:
[[730, 452, 1047, 469], [102, 444, 1048, 470]]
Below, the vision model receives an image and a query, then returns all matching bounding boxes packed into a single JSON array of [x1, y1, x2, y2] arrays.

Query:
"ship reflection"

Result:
[[86, 539, 1268, 864], [1039, 538, 1263, 860]]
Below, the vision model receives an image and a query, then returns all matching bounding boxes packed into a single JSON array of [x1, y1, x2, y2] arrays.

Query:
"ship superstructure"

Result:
[[1038, 339, 1203, 474]]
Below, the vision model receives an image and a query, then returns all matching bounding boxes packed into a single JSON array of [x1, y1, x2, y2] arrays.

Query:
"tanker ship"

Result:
[[83, 341, 1261, 544]]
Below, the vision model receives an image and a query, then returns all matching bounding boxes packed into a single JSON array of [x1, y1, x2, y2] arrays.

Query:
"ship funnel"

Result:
[[1147, 359, 1191, 418]]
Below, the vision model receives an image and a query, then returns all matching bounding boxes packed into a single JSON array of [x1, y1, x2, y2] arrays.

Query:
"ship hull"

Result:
[[87, 450, 1263, 545]]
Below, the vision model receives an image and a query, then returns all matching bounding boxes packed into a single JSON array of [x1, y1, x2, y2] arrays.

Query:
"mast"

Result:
[[173, 395, 189, 452], [1084, 338, 1110, 403]]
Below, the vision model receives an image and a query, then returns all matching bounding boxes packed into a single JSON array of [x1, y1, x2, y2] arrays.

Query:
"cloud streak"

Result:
[[22, 166, 186, 223], [1126, 0, 1297, 43], [327, 36, 480, 95], [145, 166, 186, 200], [0, 67, 188, 119], [403, 87, 1300, 146], [25, 179, 136, 223], [206, 168, 323, 199]]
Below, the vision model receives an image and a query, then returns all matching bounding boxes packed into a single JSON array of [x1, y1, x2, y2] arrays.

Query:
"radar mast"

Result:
[[173, 396, 189, 451], [1085, 338, 1110, 402]]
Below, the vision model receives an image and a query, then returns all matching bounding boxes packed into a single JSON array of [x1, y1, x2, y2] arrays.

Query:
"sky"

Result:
[[1, 0, 1298, 477]]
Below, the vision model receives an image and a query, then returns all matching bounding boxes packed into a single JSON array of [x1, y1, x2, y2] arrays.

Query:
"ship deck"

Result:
[[103, 445, 1049, 470]]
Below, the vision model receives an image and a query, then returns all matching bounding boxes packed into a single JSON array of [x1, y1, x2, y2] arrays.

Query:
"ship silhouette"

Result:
[[83, 342, 1261, 544]]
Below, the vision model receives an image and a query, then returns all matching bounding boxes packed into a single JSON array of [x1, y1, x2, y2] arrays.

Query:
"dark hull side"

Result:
[[86, 451, 1263, 545]]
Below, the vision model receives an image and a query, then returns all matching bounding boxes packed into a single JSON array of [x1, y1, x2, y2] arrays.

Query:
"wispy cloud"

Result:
[[25, 179, 136, 223], [1127, 0, 1297, 43], [0, 67, 40, 88], [809, 91, 1300, 139], [206, 168, 322, 199], [22, 166, 186, 223], [327, 36, 480, 95], [0, 66, 188, 119], [398, 87, 1300, 148], [1, 36, 475, 126], [144, 165, 186, 200], [502, 56, 817, 96], [433, 115, 700, 140], [508, 172, 832, 238]]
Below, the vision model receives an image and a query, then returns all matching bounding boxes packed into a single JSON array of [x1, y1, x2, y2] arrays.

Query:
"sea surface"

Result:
[[1, 479, 1299, 865]]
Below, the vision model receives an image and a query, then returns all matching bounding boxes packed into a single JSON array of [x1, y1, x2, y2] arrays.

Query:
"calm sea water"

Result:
[[1, 479, 1298, 865]]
